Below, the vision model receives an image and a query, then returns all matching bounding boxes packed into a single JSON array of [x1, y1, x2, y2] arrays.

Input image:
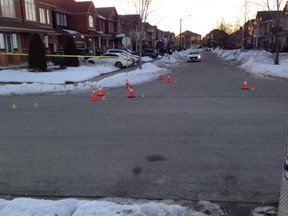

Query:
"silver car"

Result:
[[187, 51, 201, 62]]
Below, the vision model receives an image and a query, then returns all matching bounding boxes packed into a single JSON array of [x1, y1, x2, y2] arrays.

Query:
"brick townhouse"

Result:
[[0, 0, 57, 67], [0, 0, 175, 68]]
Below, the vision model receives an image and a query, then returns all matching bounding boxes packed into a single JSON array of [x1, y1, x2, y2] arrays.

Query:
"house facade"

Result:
[[51, 0, 98, 52], [202, 3, 288, 52], [281, 3, 288, 52], [252, 11, 282, 51], [175, 30, 202, 49], [202, 29, 229, 48], [96, 7, 120, 51], [0, 0, 57, 66], [0, 0, 175, 68]]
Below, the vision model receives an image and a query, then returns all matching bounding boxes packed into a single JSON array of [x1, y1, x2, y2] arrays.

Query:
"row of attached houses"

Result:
[[0, 0, 179, 67], [202, 1, 288, 52]]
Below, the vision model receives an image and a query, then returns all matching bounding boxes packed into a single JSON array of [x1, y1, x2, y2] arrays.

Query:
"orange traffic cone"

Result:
[[90, 88, 98, 101], [241, 80, 249, 90], [159, 74, 163, 80], [128, 88, 135, 98], [166, 75, 172, 84], [126, 79, 130, 89], [97, 85, 104, 96]]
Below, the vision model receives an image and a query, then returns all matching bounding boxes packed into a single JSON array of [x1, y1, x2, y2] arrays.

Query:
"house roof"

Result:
[[182, 30, 201, 37], [46, 0, 94, 13], [96, 7, 117, 20], [38, 0, 55, 7], [119, 14, 141, 27], [256, 11, 282, 21], [144, 22, 157, 30]]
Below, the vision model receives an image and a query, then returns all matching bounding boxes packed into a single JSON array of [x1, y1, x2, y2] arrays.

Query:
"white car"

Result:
[[187, 51, 201, 62], [105, 49, 139, 65], [86, 53, 133, 68]]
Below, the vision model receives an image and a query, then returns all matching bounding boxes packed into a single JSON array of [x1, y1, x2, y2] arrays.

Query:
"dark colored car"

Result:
[[50, 51, 64, 66], [77, 48, 93, 61], [50, 48, 93, 65], [245, 44, 254, 50], [77, 48, 93, 56], [141, 49, 158, 58]]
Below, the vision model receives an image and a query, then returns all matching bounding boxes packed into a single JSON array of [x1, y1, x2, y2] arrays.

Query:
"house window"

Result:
[[1, 0, 15, 17], [100, 21, 104, 31], [3, 34, 21, 52], [4, 35, 12, 52], [88, 15, 94, 28], [109, 22, 114, 32], [46, 10, 50, 24], [25, 0, 36, 21], [39, 8, 50, 24], [76, 42, 85, 49], [98, 21, 105, 32], [56, 13, 67, 26]]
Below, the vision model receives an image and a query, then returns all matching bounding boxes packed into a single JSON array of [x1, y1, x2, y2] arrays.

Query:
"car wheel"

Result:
[[115, 62, 123, 68], [87, 60, 95, 64]]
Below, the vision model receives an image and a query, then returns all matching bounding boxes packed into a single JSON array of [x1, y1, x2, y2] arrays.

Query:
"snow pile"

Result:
[[141, 56, 154, 63], [0, 198, 226, 216], [154, 54, 178, 67], [97, 62, 169, 88], [0, 57, 172, 96], [213, 48, 288, 79]]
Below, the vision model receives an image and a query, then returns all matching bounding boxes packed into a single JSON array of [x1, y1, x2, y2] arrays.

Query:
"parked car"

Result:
[[141, 49, 158, 58], [77, 48, 93, 56], [187, 51, 201, 62], [105, 49, 139, 65], [245, 44, 254, 50], [86, 53, 133, 68], [77, 48, 93, 61], [122, 48, 140, 63], [50, 51, 64, 66], [51, 49, 93, 65]]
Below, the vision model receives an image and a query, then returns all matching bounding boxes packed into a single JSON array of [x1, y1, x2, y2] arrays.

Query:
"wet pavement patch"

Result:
[[146, 154, 166, 162], [132, 166, 142, 176]]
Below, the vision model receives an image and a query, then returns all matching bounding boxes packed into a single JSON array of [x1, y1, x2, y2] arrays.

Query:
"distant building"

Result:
[[176, 30, 202, 49], [202, 29, 229, 48]]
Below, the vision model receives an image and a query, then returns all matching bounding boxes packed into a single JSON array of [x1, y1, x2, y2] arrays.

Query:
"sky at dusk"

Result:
[[76, 0, 280, 36]]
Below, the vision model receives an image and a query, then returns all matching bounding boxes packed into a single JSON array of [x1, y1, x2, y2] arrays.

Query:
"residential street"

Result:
[[1, 51, 288, 215]]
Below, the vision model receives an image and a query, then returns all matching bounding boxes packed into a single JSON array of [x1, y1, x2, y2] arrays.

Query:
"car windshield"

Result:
[[189, 52, 200, 55]]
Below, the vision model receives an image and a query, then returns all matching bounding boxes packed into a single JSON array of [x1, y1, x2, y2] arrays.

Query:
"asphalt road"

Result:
[[1, 51, 288, 215]]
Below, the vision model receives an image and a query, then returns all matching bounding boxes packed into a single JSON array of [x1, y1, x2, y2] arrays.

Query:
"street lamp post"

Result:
[[179, 15, 191, 49]]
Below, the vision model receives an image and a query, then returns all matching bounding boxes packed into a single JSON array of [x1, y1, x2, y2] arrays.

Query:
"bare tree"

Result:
[[120, 14, 142, 51], [243, 0, 251, 22], [241, 0, 251, 48], [215, 17, 240, 34], [129, 0, 154, 69]]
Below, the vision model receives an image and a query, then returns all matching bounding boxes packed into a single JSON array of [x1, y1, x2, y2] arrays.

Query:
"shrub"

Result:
[[28, 33, 47, 72], [63, 36, 79, 67]]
